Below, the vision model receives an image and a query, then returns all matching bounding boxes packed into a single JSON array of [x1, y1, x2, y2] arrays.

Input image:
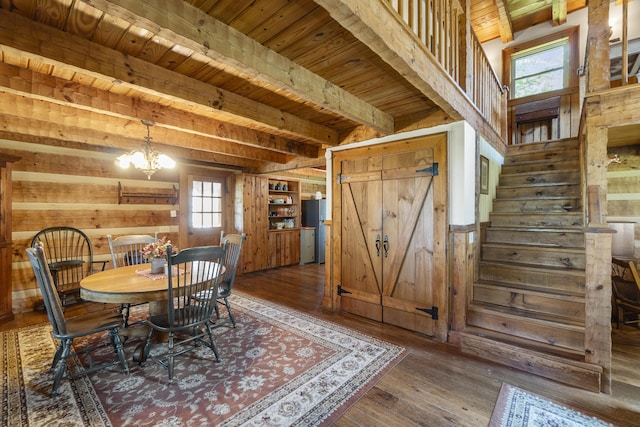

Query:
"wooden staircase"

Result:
[[460, 138, 602, 390]]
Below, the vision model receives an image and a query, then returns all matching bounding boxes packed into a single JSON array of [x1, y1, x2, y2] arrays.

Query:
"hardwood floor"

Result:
[[3, 263, 640, 426]]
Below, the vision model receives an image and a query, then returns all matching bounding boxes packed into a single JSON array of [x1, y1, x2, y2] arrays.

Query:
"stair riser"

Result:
[[501, 159, 580, 175], [467, 309, 585, 352], [473, 286, 585, 319], [482, 246, 585, 269], [496, 184, 581, 199], [478, 262, 585, 296], [499, 171, 580, 186], [484, 229, 584, 248], [492, 199, 582, 213], [490, 213, 584, 228], [506, 139, 579, 155]]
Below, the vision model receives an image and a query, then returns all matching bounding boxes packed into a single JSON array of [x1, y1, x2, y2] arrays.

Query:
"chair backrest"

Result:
[[31, 226, 94, 291], [166, 244, 226, 327], [219, 232, 246, 294], [108, 234, 158, 268], [26, 244, 68, 336]]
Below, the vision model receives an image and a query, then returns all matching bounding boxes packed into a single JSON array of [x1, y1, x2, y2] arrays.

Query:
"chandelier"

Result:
[[117, 120, 176, 179]]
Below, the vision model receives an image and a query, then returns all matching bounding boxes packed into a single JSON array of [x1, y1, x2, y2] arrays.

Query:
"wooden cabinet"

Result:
[[235, 174, 269, 274], [234, 175, 300, 272], [267, 178, 300, 267], [0, 154, 20, 321], [267, 229, 300, 268]]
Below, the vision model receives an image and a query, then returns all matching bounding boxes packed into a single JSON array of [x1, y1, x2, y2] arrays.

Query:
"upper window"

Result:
[[191, 179, 222, 229], [503, 27, 579, 101], [511, 39, 569, 98]]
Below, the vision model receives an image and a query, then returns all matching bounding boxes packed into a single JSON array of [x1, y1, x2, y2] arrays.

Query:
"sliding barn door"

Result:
[[338, 136, 446, 337]]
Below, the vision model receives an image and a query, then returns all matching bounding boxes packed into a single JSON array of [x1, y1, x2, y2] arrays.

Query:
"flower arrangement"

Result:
[[141, 236, 174, 260]]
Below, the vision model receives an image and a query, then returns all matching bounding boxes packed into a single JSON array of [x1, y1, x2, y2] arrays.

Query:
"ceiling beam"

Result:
[[0, 62, 319, 159], [0, 93, 290, 164], [552, 0, 568, 26], [495, 0, 514, 43], [0, 115, 262, 170], [84, 0, 394, 135], [0, 9, 340, 146]]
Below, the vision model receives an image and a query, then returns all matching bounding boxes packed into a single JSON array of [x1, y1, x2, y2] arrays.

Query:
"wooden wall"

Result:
[[3, 138, 183, 312], [2, 138, 328, 314]]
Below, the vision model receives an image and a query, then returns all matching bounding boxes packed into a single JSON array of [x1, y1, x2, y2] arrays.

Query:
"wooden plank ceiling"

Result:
[[0, 0, 586, 174]]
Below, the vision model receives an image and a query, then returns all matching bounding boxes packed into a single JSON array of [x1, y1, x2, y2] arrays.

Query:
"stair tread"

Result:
[[479, 259, 586, 274], [474, 280, 586, 300], [468, 302, 585, 329], [482, 242, 584, 252], [497, 182, 580, 188]]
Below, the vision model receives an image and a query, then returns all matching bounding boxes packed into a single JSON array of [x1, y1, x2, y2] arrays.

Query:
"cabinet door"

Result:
[[339, 137, 446, 337], [267, 230, 300, 268]]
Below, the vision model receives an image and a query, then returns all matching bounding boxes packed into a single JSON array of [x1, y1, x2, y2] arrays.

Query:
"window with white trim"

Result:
[[191, 179, 222, 228], [511, 37, 570, 99]]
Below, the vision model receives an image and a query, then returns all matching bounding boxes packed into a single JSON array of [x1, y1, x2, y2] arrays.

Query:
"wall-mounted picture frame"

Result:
[[480, 155, 489, 195]]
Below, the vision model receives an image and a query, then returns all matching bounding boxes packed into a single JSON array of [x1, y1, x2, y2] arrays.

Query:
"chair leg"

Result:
[[204, 322, 221, 363], [223, 297, 236, 327], [213, 302, 220, 321], [51, 339, 72, 397], [617, 307, 624, 329], [51, 341, 64, 372], [167, 333, 175, 383]]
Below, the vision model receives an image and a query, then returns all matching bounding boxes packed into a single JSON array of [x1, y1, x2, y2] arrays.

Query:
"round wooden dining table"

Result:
[[81, 263, 223, 360], [80, 264, 172, 308]]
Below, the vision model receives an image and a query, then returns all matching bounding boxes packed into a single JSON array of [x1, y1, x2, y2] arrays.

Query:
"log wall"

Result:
[[4, 138, 180, 312]]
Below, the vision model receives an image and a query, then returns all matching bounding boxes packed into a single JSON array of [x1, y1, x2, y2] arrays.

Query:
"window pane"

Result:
[[203, 213, 213, 227], [192, 213, 203, 228], [212, 213, 222, 227], [514, 69, 564, 98], [192, 197, 202, 212], [203, 197, 213, 211], [212, 198, 221, 211], [213, 183, 222, 197], [192, 181, 202, 196], [514, 45, 564, 78], [203, 182, 212, 197]]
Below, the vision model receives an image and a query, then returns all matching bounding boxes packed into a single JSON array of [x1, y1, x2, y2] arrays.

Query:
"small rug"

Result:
[[489, 383, 614, 427], [1, 293, 405, 426]]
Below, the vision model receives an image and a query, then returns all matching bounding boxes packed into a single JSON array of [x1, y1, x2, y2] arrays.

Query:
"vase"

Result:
[[150, 257, 165, 274]]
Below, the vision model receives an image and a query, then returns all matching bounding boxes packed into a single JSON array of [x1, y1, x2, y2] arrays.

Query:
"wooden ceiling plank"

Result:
[[83, 0, 394, 134], [0, 9, 339, 146], [552, 0, 568, 26], [0, 62, 320, 158]]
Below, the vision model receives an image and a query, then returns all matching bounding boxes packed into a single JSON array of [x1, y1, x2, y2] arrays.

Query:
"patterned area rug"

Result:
[[1, 293, 405, 426], [489, 383, 614, 427]]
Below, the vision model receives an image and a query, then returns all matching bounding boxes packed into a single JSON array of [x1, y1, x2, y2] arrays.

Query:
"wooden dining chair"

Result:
[[107, 233, 157, 326], [214, 232, 246, 327], [26, 243, 129, 397], [611, 257, 640, 329], [141, 244, 226, 382], [191, 232, 246, 327], [31, 226, 106, 307]]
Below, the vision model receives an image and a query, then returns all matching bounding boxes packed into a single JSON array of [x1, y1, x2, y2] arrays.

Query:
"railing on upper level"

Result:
[[384, 0, 507, 141]]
